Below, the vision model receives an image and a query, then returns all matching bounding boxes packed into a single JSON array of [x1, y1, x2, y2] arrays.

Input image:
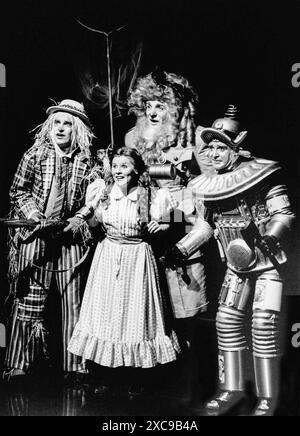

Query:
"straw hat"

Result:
[[46, 99, 91, 127]]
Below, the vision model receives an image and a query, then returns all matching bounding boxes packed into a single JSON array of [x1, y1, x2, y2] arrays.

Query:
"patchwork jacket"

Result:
[[10, 140, 92, 243]]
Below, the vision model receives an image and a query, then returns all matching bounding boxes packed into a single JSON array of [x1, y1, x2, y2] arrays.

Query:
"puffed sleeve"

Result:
[[150, 188, 178, 222], [76, 178, 106, 220], [86, 179, 106, 209]]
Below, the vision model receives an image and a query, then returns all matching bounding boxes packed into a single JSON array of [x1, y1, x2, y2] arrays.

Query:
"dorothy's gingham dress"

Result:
[[68, 180, 181, 368]]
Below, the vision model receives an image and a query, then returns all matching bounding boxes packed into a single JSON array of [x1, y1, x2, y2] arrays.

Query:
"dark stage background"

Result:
[[0, 0, 300, 416]]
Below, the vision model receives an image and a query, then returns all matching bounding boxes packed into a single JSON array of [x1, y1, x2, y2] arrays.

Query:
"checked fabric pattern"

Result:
[[50, 156, 71, 219]]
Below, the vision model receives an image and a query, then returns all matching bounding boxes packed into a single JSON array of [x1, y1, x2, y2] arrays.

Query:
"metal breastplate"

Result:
[[213, 194, 286, 274]]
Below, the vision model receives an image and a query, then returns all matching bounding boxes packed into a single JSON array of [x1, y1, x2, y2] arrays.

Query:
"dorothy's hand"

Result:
[[147, 220, 163, 234]]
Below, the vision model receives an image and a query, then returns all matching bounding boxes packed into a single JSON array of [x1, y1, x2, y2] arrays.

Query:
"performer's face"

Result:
[[51, 112, 73, 149], [145, 100, 169, 127], [208, 140, 233, 171], [112, 156, 137, 191]]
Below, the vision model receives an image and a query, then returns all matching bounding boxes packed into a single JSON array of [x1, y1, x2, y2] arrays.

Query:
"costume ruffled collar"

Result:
[[110, 184, 138, 202]]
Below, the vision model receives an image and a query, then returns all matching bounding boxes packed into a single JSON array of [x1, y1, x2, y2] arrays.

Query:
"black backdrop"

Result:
[[0, 0, 300, 413], [1, 0, 300, 201], [1, 0, 299, 291]]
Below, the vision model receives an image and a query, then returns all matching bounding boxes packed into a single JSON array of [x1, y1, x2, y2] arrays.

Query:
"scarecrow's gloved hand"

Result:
[[21, 211, 45, 244], [29, 211, 44, 222], [63, 216, 84, 233]]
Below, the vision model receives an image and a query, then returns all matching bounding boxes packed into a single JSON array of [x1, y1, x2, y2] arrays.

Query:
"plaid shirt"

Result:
[[10, 141, 91, 217], [10, 141, 92, 241]]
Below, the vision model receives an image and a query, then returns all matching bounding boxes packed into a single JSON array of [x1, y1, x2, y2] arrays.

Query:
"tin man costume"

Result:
[[165, 105, 295, 415]]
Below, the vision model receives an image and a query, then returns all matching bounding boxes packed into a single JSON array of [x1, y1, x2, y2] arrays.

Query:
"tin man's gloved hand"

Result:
[[261, 234, 280, 253], [160, 245, 186, 270]]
